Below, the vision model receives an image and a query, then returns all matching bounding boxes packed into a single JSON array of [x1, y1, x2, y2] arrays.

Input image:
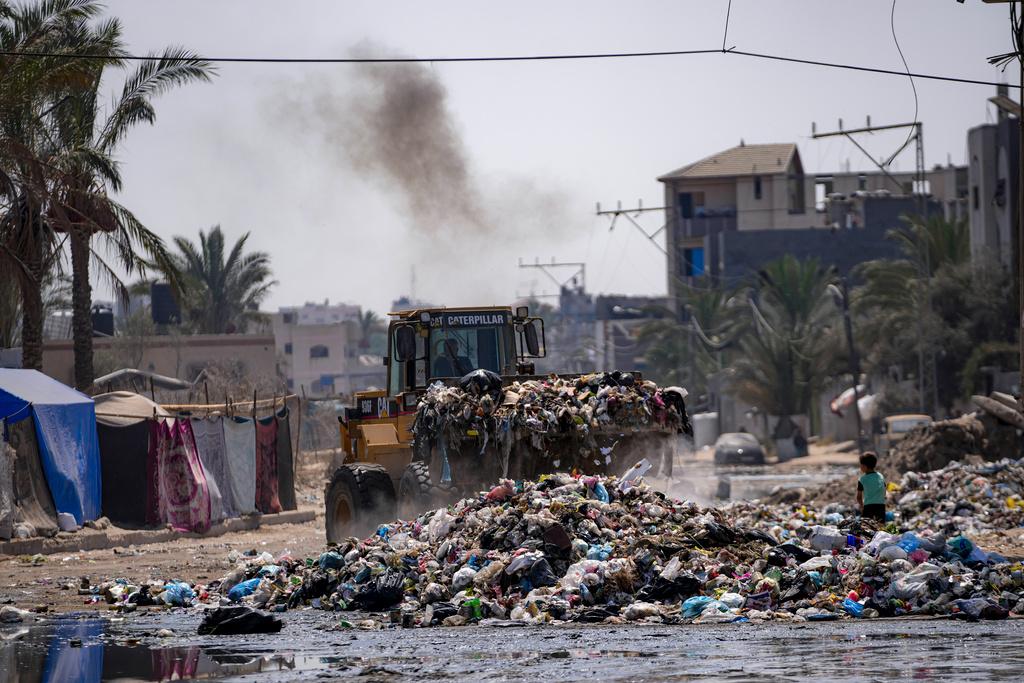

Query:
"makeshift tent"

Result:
[[2, 416, 59, 538], [0, 369, 101, 525], [94, 392, 169, 527]]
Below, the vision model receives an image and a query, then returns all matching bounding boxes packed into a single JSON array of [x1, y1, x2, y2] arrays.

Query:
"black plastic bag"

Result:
[[351, 570, 405, 611], [197, 606, 283, 635], [637, 573, 701, 602], [528, 558, 558, 588], [459, 369, 503, 396]]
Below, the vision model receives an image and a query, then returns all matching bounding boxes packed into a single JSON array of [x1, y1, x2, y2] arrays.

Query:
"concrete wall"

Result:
[[968, 119, 1018, 269], [42, 334, 277, 387]]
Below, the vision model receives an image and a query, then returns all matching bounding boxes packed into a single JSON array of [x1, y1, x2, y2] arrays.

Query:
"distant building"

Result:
[[41, 334, 277, 387], [967, 85, 1020, 269], [659, 141, 968, 306], [272, 300, 385, 397]]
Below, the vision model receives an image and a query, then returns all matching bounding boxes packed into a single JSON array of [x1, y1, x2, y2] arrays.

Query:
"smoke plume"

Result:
[[322, 57, 488, 234]]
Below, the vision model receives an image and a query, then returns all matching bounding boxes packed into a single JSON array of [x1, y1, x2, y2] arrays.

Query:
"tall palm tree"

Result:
[[0, 0, 107, 369], [168, 226, 276, 334], [638, 280, 739, 394], [43, 11, 212, 389], [728, 255, 840, 420], [853, 215, 1010, 412]]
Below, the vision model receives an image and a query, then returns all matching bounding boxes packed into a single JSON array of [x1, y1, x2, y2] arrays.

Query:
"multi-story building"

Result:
[[272, 300, 385, 397], [967, 86, 1020, 269], [658, 142, 968, 307]]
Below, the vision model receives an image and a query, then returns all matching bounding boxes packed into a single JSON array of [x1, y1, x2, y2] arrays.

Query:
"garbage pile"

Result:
[[892, 458, 1024, 535], [199, 464, 1024, 626], [412, 371, 690, 471]]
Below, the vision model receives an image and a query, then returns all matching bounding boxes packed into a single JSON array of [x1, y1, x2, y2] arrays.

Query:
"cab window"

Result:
[[388, 327, 426, 396], [430, 327, 503, 377]]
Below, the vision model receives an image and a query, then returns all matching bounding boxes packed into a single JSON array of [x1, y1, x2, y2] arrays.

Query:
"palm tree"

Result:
[[0, 1, 212, 387], [728, 255, 840, 421], [638, 280, 739, 394], [853, 215, 1012, 412], [0, 0, 107, 369], [43, 11, 212, 389], [357, 309, 379, 349], [168, 226, 276, 334]]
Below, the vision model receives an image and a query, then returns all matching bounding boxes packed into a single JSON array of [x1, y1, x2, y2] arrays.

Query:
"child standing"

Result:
[[856, 451, 886, 522]]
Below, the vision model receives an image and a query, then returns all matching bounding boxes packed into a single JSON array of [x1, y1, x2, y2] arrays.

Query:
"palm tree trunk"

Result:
[[70, 229, 94, 390], [18, 204, 45, 372], [19, 269, 44, 371]]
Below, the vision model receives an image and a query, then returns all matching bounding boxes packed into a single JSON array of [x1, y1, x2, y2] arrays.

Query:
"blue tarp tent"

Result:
[[0, 369, 101, 524]]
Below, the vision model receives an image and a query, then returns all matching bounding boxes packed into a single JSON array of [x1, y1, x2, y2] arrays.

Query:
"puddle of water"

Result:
[[0, 618, 300, 682], [3, 615, 1023, 682]]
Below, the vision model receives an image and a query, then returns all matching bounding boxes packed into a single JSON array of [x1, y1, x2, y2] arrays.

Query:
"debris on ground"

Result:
[[212, 462, 1024, 625]]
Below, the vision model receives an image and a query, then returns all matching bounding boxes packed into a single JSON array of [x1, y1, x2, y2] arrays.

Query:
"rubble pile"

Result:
[[196, 464, 1024, 626], [412, 371, 690, 468], [886, 414, 991, 476]]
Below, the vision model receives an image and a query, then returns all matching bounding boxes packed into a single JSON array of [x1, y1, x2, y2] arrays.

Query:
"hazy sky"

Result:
[[96, 0, 1014, 315]]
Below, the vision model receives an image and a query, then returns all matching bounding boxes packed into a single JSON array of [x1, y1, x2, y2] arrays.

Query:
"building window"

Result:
[[858, 175, 867, 191], [286, 378, 294, 390], [994, 179, 1006, 208], [753, 176, 762, 200], [282, 312, 296, 324], [681, 247, 705, 277], [310, 344, 329, 359], [788, 174, 806, 214], [284, 342, 292, 355], [972, 186, 979, 210]]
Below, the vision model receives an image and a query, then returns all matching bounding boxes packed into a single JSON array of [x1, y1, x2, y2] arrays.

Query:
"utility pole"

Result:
[[812, 117, 936, 416], [596, 200, 670, 255], [829, 279, 865, 455], [516, 258, 586, 295]]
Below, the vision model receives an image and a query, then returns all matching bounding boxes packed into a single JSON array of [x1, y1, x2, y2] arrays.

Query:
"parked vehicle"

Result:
[[878, 414, 932, 453], [713, 432, 765, 465]]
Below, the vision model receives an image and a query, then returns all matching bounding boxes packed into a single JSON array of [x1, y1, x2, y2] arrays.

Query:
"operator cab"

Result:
[[386, 306, 545, 401]]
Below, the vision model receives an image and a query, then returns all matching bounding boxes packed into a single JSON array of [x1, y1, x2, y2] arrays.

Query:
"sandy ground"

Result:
[[0, 518, 327, 614]]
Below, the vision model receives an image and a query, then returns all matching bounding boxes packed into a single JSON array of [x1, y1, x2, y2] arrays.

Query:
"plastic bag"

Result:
[[427, 509, 456, 542], [682, 595, 714, 618], [162, 581, 196, 606], [623, 602, 661, 620], [842, 598, 864, 617], [586, 543, 613, 561], [352, 571, 405, 610], [227, 578, 261, 603], [617, 459, 652, 493], [318, 551, 345, 570], [452, 566, 478, 591], [198, 606, 282, 635], [719, 592, 744, 609]]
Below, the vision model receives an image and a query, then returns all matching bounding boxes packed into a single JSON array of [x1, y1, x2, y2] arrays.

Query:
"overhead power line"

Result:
[[0, 47, 1017, 89]]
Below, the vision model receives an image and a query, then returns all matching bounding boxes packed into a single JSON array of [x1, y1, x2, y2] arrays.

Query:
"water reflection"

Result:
[[0, 618, 296, 682]]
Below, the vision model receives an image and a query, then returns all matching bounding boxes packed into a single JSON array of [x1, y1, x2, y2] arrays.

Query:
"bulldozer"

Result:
[[324, 304, 687, 541]]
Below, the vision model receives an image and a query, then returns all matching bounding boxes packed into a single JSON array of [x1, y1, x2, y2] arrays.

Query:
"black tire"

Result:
[[324, 464, 396, 542], [397, 461, 453, 520]]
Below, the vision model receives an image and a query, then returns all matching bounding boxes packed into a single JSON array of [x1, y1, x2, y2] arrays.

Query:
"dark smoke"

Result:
[[314, 51, 489, 234]]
